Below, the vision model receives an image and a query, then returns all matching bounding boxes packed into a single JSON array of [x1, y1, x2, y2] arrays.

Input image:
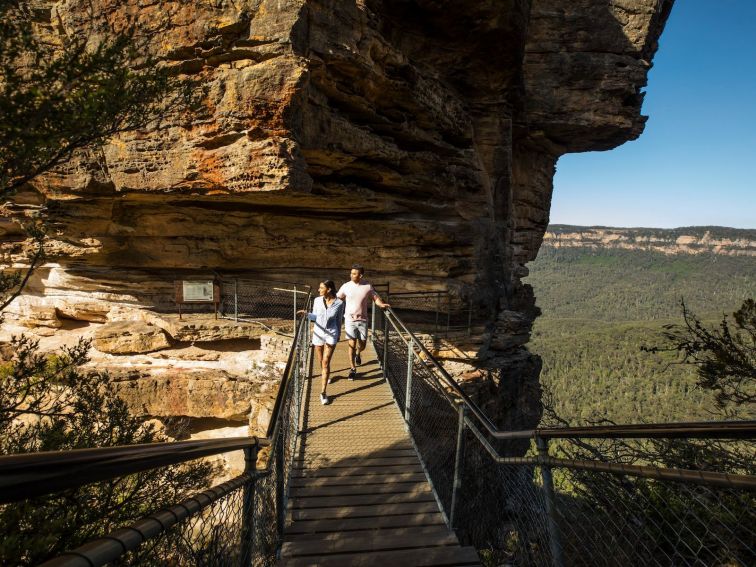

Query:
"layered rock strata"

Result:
[[544, 226, 756, 257], [2, 0, 674, 439]]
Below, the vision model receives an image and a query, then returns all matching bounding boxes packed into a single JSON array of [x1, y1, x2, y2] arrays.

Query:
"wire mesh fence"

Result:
[[148, 276, 310, 332], [386, 291, 473, 339], [371, 306, 756, 567]]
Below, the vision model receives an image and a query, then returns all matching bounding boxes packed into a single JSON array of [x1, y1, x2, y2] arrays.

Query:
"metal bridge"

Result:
[[0, 288, 754, 566]]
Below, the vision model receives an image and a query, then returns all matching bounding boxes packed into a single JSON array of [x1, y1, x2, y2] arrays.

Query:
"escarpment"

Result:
[[1, 0, 674, 443]]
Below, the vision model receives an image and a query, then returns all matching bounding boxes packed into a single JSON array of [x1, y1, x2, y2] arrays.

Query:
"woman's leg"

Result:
[[314, 345, 324, 392], [321, 343, 336, 395]]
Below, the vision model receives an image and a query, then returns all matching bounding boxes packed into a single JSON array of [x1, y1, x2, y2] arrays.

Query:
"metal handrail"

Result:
[[0, 437, 267, 505], [383, 306, 756, 441], [0, 304, 312, 507]]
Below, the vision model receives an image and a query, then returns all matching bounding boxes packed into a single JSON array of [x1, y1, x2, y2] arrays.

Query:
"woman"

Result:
[[299, 280, 344, 405]]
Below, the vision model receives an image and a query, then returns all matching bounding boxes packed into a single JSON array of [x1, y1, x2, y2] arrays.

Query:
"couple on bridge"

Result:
[[298, 264, 390, 405]]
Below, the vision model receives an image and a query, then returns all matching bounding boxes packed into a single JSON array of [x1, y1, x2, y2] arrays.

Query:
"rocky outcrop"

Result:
[[2, 0, 674, 438], [93, 321, 171, 354], [544, 225, 756, 256]]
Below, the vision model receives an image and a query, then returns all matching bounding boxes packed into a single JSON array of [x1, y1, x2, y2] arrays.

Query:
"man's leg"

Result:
[[348, 338, 357, 370], [354, 322, 367, 365], [356, 338, 367, 359]]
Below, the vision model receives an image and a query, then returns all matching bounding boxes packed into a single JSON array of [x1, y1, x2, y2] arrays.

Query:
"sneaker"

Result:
[[348, 368, 357, 381], [320, 393, 329, 405], [355, 353, 362, 365]]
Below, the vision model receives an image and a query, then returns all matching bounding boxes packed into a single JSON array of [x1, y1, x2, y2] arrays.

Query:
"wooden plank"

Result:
[[290, 481, 430, 498], [293, 457, 420, 469], [290, 472, 427, 487], [284, 513, 446, 534], [281, 530, 459, 557], [291, 501, 439, 521], [291, 464, 423, 478], [289, 491, 435, 509], [279, 545, 480, 566], [293, 449, 416, 462], [283, 525, 455, 543]]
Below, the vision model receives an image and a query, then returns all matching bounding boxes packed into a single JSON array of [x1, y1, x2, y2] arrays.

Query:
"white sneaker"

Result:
[[320, 393, 328, 405]]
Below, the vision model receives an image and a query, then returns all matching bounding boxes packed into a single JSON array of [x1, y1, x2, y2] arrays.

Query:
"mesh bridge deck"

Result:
[[280, 337, 480, 566]]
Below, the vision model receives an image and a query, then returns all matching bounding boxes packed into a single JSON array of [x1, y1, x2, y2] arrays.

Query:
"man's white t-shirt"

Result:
[[337, 281, 378, 322]]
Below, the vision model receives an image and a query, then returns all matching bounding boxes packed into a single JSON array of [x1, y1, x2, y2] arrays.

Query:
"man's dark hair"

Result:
[[351, 263, 365, 275]]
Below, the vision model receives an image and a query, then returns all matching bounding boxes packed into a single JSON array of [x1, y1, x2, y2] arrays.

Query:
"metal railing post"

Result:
[[275, 434, 285, 539], [371, 297, 376, 340], [293, 285, 298, 330], [435, 292, 441, 333], [450, 402, 466, 528], [234, 279, 238, 322], [467, 298, 472, 336], [240, 443, 259, 567], [404, 340, 414, 422], [537, 436, 564, 567], [382, 313, 389, 374]]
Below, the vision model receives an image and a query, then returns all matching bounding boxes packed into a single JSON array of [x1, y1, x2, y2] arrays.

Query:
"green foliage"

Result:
[[650, 299, 756, 414], [0, 336, 216, 566]]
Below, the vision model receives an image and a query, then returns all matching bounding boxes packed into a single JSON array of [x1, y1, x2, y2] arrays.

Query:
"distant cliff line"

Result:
[[543, 225, 756, 257]]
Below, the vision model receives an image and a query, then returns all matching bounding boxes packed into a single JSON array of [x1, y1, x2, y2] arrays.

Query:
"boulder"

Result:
[[93, 321, 171, 354]]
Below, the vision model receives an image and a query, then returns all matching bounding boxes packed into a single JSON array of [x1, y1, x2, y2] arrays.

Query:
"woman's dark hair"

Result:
[[321, 280, 337, 297]]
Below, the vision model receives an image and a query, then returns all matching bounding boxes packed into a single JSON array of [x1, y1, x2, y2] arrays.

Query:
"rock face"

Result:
[[2, 0, 674, 438], [544, 225, 756, 257]]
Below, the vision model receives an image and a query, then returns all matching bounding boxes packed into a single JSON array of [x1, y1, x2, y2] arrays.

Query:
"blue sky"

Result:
[[551, 0, 756, 229]]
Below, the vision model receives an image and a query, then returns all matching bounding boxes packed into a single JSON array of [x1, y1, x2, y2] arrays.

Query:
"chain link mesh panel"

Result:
[[372, 306, 755, 567], [388, 292, 472, 339]]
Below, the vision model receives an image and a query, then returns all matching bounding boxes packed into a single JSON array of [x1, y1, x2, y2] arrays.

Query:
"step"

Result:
[[291, 464, 423, 478], [290, 501, 440, 521], [289, 491, 435, 509], [284, 512, 447, 534], [289, 472, 427, 487], [279, 545, 480, 566], [290, 481, 430, 498], [293, 456, 420, 469], [283, 525, 456, 542], [281, 529, 459, 557]]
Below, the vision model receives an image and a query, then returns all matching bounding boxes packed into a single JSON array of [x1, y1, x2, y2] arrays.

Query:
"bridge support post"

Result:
[[382, 313, 389, 374], [450, 402, 466, 528], [240, 442, 259, 567], [537, 437, 564, 567], [404, 341, 413, 422], [293, 285, 298, 330], [234, 279, 238, 322]]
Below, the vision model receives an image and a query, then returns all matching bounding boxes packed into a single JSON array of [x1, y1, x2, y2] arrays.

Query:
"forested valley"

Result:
[[526, 233, 756, 424]]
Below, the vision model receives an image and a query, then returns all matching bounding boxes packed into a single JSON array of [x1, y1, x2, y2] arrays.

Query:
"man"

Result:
[[337, 264, 390, 379]]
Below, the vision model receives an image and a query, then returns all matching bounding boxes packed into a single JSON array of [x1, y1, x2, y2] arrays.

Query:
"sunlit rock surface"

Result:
[[2, 0, 674, 437]]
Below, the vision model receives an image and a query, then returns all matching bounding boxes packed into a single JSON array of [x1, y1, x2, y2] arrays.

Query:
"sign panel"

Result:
[[182, 280, 214, 302]]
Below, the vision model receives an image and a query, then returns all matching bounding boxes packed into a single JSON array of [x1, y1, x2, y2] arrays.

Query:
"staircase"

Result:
[[279, 338, 480, 566]]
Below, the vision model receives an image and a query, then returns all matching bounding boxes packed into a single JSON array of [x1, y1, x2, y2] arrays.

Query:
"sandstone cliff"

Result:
[[2, 0, 675, 436], [544, 225, 756, 257]]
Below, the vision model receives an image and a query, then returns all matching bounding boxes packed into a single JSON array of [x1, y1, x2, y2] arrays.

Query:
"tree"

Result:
[[0, 0, 195, 197], [1, 0, 198, 305], [0, 2, 216, 564], [0, 336, 217, 566], [653, 298, 756, 415]]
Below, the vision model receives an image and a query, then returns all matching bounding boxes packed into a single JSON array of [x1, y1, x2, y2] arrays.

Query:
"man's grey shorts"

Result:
[[345, 320, 368, 341]]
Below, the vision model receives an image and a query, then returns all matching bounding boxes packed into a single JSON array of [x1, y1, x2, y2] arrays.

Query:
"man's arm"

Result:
[[336, 283, 347, 300], [371, 289, 390, 309]]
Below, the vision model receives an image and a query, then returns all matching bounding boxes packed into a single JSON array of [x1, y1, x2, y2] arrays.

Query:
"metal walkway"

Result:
[[280, 337, 480, 566]]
